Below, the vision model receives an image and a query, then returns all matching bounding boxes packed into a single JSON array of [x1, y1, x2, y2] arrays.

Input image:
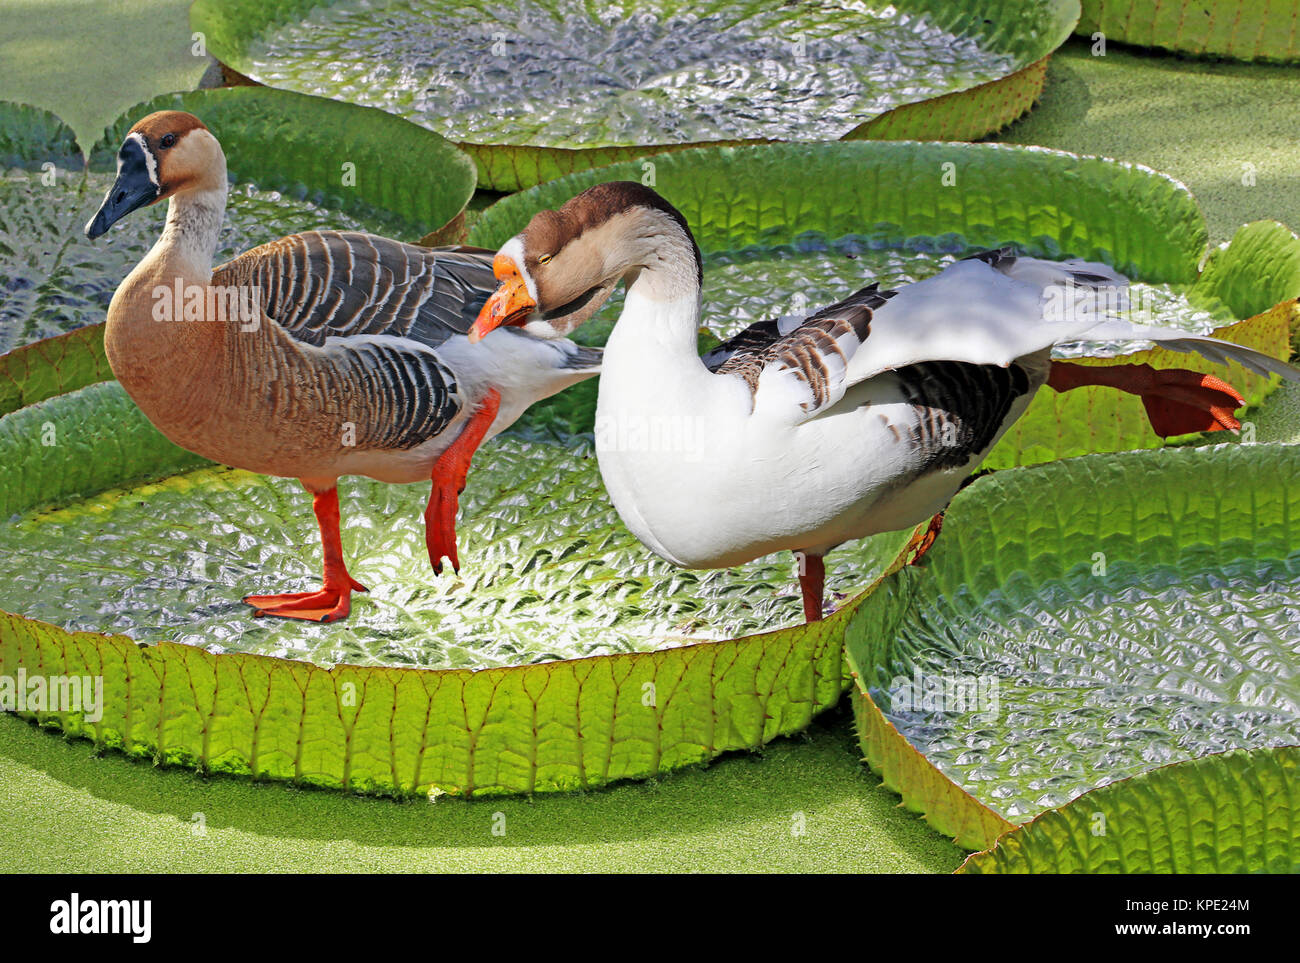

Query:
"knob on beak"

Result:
[[469, 254, 537, 343]]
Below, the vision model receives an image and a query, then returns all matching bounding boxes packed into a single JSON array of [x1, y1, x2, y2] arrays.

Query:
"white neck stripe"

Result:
[[127, 132, 159, 187]]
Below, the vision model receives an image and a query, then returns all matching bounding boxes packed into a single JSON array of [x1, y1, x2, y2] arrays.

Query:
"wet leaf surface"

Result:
[[242, 0, 1017, 148], [852, 445, 1300, 821]]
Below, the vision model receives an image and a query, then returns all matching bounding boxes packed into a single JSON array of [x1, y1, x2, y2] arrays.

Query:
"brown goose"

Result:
[[470, 181, 1300, 622], [84, 110, 608, 622]]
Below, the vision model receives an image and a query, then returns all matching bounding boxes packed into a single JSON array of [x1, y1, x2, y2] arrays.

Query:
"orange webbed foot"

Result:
[[1138, 369, 1245, 436], [244, 486, 367, 622], [243, 575, 367, 623], [1048, 362, 1246, 437]]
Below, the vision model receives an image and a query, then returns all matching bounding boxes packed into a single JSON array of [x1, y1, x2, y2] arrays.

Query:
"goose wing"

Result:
[[844, 250, 1300, 384], [211, 230, 496, 347], [718, 250, 1299, 427], [209, 231, 504, 452], [703, 283, 891, 419], [706, 279, 1036, 464]]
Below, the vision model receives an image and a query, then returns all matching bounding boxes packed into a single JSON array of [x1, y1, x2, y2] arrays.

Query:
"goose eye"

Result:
[[159, 133, 177, 149], [537, 254, 552, 264]]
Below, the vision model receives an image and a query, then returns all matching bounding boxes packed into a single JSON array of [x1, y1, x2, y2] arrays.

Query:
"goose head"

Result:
[[469, 181, 701, 343], [85, 110, 226, 239]]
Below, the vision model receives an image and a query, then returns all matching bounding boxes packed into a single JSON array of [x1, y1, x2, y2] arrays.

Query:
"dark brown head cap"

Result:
[[522, 181, 702, 286], [127, 110, 209, 152]]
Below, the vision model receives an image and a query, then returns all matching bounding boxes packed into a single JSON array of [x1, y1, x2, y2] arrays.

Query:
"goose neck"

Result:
[[152, 184, 227, 277], [610, 238, 704, 364]]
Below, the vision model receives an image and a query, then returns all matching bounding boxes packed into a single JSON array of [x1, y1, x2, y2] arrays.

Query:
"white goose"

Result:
[[469, 181, 1300, 622]]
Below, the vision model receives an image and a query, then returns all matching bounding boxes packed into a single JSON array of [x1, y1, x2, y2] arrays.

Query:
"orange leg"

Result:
[[1048, 361, 1245, 436], [797, 552, 825, 623], [243, 487, 367, 623], [426, 389, 501, 575], [904, 511, 945, 566]]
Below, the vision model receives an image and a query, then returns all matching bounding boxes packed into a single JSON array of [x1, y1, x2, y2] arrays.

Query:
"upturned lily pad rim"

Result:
[[1076, 0, 1300, 63], [2, 136, 1293, 800], [958, 745, 1300, 873], [847, 436, 1300, 852], [189, 0, 1081, 190], [470, 139, 1209, 283], [0, 570, 869, 797]]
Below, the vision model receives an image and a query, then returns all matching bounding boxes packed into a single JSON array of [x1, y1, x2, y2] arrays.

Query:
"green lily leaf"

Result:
[[0, 102, 81, 171], [192, 0, 1079, 189], [1191, 220, 1300, 322], [960, 746, 1300, 873], [0, 382, 207, 522], [1077, 0, 1300, 63], [847, 442, 1300, 841], [843, 58, 1047, 144], [469, 141, 1206, 282], [0, 326, 113, 418]]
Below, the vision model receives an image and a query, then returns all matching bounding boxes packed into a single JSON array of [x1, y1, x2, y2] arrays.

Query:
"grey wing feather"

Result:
[[706, 283, 896, 414], [893, 360, 1032, 472], [212, 230, 497, 349], [212, 231, 503, 452]]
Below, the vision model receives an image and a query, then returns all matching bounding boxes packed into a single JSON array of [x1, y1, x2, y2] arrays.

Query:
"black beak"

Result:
[[85, 136, 159, 239]]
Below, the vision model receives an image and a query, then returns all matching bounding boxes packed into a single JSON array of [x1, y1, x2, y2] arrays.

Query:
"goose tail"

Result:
[[556, 342, 603, 373], [1080, 322, 1300, 381]]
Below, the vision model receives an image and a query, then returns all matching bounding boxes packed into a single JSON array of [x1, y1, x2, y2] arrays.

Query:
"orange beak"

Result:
[[469, 253, 537, 344]]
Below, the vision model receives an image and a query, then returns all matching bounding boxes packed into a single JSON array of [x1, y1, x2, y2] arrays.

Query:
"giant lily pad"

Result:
[[835, 208, 1300, 851], [851, 442, 1300, 819], [192, 0, 1080, 189], [2, 139, 1296, 797], [845, 439, 1300, 851], [0, 103, 81, 172], [0, 388, 909, 668]]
